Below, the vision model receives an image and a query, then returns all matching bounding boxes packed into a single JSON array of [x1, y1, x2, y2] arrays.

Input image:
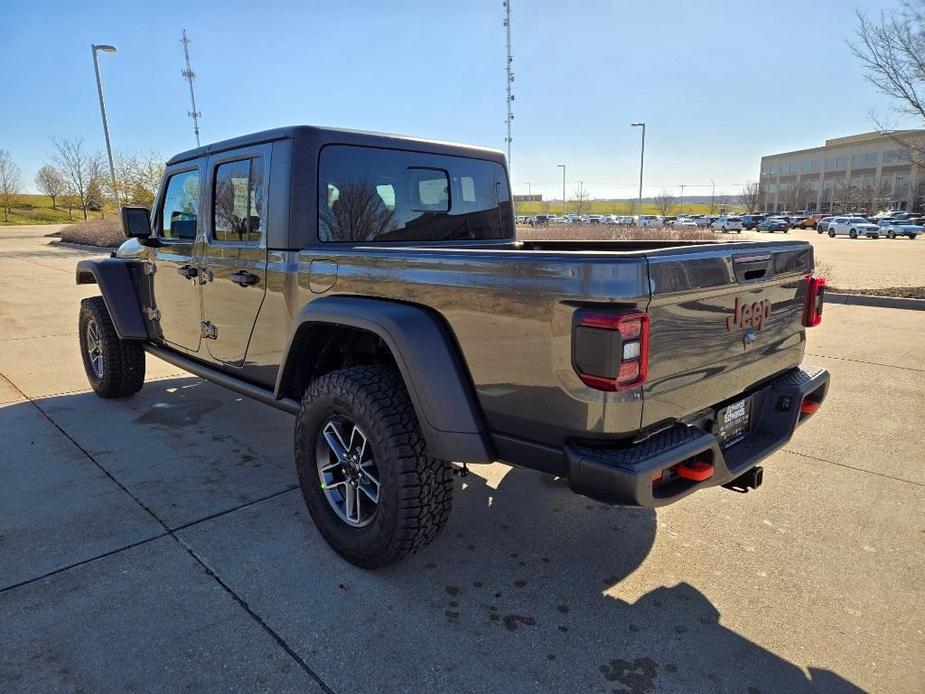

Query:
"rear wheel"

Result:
[[79, 297, 146, 398], [294, 365, 453, 568], [849, 229, 858, 239], [909, 234, 917, 240]]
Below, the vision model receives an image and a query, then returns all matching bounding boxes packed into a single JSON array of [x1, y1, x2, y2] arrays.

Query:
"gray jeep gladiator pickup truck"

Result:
[[76, 125, 829, 568]]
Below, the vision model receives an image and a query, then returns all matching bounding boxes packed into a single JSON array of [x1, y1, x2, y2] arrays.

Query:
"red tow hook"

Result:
[[675, 459, 714, 482], [800, 399, 821, 415]]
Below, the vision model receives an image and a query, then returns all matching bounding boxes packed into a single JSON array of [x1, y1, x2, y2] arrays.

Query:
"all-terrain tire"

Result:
[[294, 365, 453, 568], [79, 296, 146, 398]]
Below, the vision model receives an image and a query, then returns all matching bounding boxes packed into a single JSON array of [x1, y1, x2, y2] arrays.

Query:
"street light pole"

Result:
[[631, 122, 645, 215], [557, 164, 566, 215], [525, 182, 531, 196], [91, 44, 119, 205], [680, 183, 686, 214]]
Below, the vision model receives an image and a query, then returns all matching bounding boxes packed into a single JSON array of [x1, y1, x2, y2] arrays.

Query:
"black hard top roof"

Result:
[[166, 125, 505, 166]]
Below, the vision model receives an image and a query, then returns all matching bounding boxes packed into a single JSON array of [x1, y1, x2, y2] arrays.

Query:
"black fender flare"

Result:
[[276, 295, 493, 463], [76, 259, 149, 340]]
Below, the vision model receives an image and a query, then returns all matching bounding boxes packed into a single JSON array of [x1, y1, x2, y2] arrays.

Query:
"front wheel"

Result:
[[909, 234, 917, 240], [294, 365, 453, 568], [849, 229, 858, 239], [828, 230, 836, 238], [79, 297, 146, 398]]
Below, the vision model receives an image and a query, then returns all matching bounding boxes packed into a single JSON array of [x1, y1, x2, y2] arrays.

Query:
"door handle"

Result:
[[177, 264, 198, 279], [229, 270, 260, 287]]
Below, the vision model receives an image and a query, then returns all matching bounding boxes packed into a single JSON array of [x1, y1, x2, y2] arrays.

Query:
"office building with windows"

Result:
[[758, 130, 924, 214]]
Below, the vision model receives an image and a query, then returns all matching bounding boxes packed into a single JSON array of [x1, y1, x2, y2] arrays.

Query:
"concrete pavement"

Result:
[[1, 224, 922, 692]]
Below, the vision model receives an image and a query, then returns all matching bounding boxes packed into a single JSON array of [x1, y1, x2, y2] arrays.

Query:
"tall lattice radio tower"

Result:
[[180, 29, 202, 147]]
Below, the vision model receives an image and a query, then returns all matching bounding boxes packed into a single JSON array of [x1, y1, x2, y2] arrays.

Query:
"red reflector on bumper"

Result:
[[800, 399, 821, 414], [675, 459, 714, 482]]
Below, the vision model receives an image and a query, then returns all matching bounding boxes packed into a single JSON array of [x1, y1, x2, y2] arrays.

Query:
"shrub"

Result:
[[59, 218, 124, 248]]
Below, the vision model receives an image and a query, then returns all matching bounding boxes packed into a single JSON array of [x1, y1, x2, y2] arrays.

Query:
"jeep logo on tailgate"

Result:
[[725, 297, 770, 332]]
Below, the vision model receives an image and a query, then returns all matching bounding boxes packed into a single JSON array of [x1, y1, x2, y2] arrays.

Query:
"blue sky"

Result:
[[2, 0, 916, 200]]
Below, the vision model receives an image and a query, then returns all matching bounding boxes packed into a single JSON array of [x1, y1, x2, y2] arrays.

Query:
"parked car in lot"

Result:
[[801, 216, 823, 229], [757, 217, 789, 233], [827, 216, 881, 238], [616, 215, 635, 225], [75, 125, 829, 567], [712, 215, 743, 233], [533, 214, 555, 226], [636, 215, 660, 228], [879, 220, 922, 239], [816, 217, 836, 234], [788, 215, 808, 229], [675, 217, 700, 229], [740, 214, 765, 230]]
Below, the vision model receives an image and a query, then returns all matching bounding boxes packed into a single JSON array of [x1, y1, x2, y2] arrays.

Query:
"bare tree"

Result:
[[857, 176, 893, 213], [570, 183, 590, 216], [780, 181, 813, 212], [739, 180, 762, 212], [115, 150, 164, 207], [832, 178, 859, 212], [319, 182, 396, 242], [35, 165, 66, 209], [851, 2, 925, 162], [51, 137, 103, 221], [0, 150, 22, 222], [653, 189, 677, 216]]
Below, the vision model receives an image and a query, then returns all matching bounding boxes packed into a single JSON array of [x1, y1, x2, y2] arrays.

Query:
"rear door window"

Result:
[[318, 145, 512, 242], [213, 158, 264, 243]]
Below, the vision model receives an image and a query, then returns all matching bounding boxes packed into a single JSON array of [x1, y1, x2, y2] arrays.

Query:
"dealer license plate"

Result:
[[716, 397, 752, 447]]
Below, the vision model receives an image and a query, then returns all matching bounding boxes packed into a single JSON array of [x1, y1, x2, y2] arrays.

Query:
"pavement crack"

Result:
[[0, 532, 170, 594], [806, 352, 925, 373], [781, 447, 924, 487], [0, 375, 332, 692]]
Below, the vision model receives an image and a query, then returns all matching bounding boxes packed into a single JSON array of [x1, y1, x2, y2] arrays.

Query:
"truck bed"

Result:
[[244, 239, 815, 463]]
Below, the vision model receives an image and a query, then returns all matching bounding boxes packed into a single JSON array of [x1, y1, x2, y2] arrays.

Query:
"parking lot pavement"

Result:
[[1, 224, 923, 692], [740, 226, 925, 289]]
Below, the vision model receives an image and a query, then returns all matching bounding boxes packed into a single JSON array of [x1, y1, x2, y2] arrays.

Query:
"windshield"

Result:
[[849, 217, 871, 224]]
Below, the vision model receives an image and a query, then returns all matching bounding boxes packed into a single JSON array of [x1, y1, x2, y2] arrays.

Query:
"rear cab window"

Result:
[[318, 145, 512, 242]]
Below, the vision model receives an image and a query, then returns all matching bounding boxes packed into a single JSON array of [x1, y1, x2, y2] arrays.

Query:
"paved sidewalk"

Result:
[[1, 225, 922, 692]]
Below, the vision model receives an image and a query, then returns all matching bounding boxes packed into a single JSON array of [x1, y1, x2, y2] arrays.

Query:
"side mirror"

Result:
[[121, 206, 152, 239]]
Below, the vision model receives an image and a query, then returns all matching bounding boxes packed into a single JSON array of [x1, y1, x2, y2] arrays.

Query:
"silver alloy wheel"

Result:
[[85, 318, 104, 379], [316, 416, 380, 527]]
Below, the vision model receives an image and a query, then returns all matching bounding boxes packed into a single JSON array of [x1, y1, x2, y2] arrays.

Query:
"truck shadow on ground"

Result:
[[3, 376, 863, 692], [386, 467, 864, 692]]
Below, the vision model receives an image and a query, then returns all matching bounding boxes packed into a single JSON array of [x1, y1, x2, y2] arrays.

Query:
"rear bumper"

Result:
[[565, 365, 830, 507]]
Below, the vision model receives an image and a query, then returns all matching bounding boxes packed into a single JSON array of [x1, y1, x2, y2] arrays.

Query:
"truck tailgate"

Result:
[[641, 242, 815, 429]]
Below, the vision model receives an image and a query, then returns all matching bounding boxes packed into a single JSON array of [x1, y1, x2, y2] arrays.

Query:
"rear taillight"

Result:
[[803, 274, 826, 327], [573, 310, 649, 391]]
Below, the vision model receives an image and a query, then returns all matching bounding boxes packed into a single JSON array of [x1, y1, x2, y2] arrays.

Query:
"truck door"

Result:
[[150, 165, 203, 353], [199, 150, 269, 366]]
